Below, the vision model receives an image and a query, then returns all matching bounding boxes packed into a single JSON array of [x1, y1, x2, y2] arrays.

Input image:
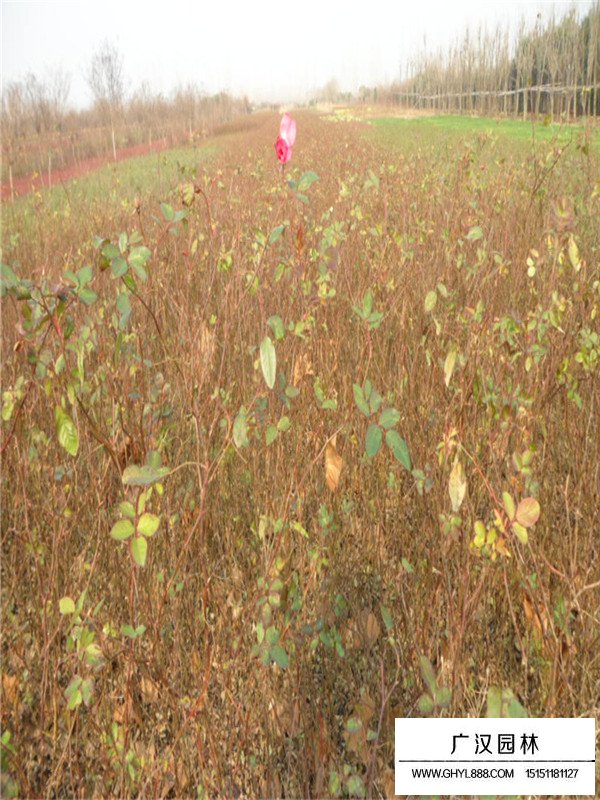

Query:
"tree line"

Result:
[[371, 4, 600, 118], [1, 41, 252, 183]]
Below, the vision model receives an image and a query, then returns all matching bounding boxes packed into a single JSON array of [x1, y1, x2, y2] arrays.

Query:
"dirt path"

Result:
[[1, 138, 174, 202]]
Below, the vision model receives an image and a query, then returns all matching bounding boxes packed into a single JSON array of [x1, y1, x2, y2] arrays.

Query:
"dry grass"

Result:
[[1, 111, 599, 798]]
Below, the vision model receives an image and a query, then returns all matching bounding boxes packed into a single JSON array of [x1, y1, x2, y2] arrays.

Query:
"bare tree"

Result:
[[24, 74, 52, 133], [48, 68, 71, 130], [320, 79, 341, 104], [87, 40, 125, 160]]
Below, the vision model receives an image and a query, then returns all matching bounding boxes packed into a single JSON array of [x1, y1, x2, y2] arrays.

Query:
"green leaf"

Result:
[[444, 349, 457, 388], [1, 263, 19, 295], [448, 457, 467, 512], [121, 623, 146, 639], [102, 243, 120, 260], [419, 655, 437, 696], [118, 232, 128, 254], [146, 450, 162, 469], [486, 686, 502, 718], [568, 237, 581, 271], [118, 501, 136, 519], [467, 225, 483, 241], [269, 644, 289, 668], [84, 643, 103, 667], [122, 464, 170, 487], [346, 717, 362, 733], [111, 257, 128, 278], [365, 169, 380, 189], [130, 263, 148, 282], [59, 596, 75, 615], [512, 521, 529, 545], [128, 246, 151, 269], [233, 407, 250, 448], [260, 336, 277, 390], [267, 315, 285, 340], [76, 265, 93, 287], [385, 430, 412, 470], [365, 424, 382, 457], [380, 604, 394, 632], [136, 491, 148, 515], [110, 519, 134, 540], [55, 406, 79, 457], [116, 292, 131, 330], [506, 691, 528, 718], [379, 407, 400, 430], [291, 521, 309, 539], [137, 513, 160, 537], [515, 497, 540, 528], [2, 393, 15, 422], [502, 491, 516, 521], [268, 225, 285, 245], [80, 678, 94, 706], [417, 692, 434, 713], [473, 520, 486, 547], [329, 771, 341, 796], [78, 287, 97, 305], [368, 387, 383, 414], [401, 557, 414, 573], [297, 171, 319, 192], [181, 182, 195, 207], [353, 384, 371, 416], [424, 290, 437, 312], [160, 202, 175, 221], [265, 626, 280, 645], [368, 308, 385, 327], [346, 775, 366, 798], [65, 677, 83, 710], [265, 425, 278, 446], [256, 622, 265, 644], [435, 687, 452, 708], [131, 536, 147, 567], [67, 689, 82, 710], [122, 272, 137, 292]]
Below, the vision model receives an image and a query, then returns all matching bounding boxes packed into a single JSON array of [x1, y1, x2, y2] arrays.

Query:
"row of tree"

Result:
[[1, 42, 252, 181], [374, 4, 600, 118]]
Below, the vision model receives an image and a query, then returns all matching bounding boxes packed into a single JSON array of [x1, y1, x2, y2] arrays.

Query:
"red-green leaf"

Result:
[[515, 497, 540, 528]]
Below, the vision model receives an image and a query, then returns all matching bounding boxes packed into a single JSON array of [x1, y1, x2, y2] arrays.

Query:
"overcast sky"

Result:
[[1, 0, 596, 106]]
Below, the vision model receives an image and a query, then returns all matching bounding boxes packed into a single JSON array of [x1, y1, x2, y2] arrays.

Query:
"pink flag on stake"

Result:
[[275, 113, 297, 164]]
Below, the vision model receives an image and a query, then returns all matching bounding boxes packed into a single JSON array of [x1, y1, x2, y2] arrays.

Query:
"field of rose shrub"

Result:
[[1, 111, 598, 798]]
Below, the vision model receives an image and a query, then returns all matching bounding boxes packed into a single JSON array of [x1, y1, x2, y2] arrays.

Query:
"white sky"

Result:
[[1, 0, 596, 106]]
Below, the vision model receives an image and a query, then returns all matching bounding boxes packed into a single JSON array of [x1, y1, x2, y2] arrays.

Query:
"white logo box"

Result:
[[395, 717, 596, 796]]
